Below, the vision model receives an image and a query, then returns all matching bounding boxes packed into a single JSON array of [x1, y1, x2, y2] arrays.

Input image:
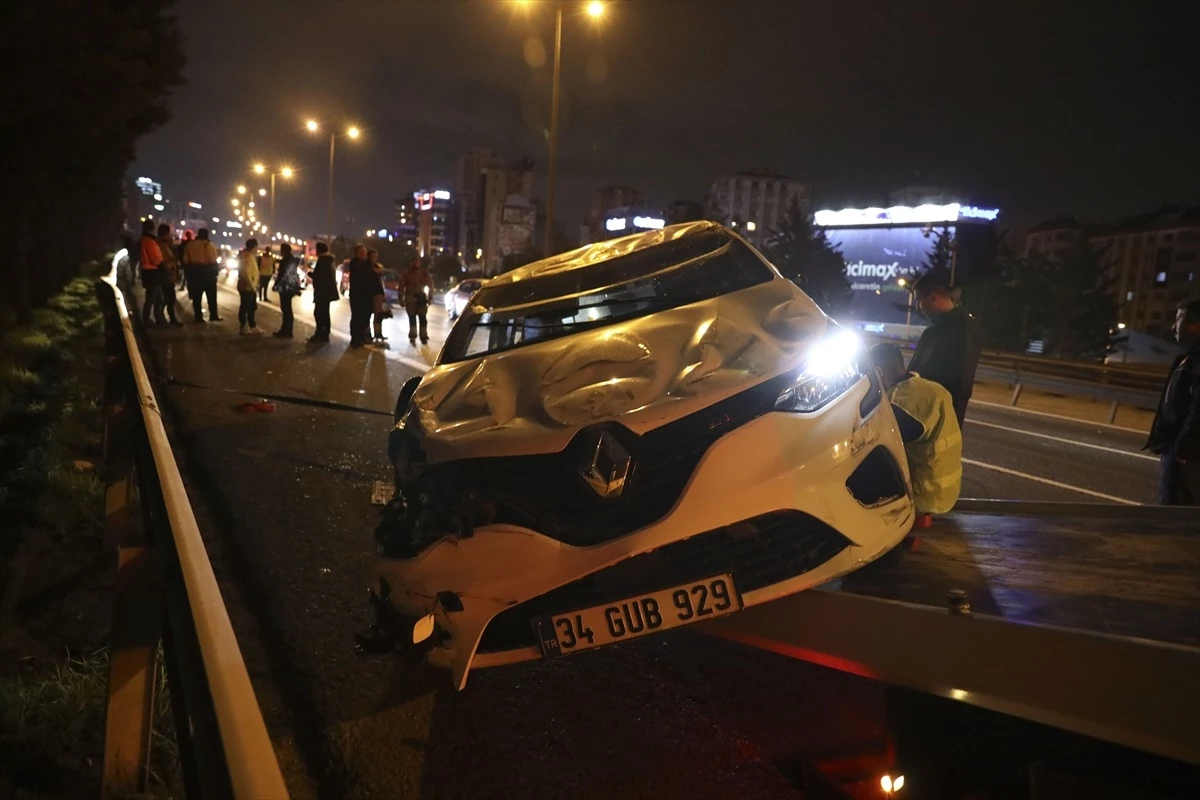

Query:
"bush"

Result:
[[0, 363, 43, 394], [1, 329, 53, 358], [39, 465, 103, 537]]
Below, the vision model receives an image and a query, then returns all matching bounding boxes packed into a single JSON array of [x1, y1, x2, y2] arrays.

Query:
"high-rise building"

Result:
[[477, 158, 535, 272], [396, 190, 458, 259], [705, 169, 809, 247], [395, 194, 418, 246], [1026, 207, 1200, 339], [456, 148, 504, 264]]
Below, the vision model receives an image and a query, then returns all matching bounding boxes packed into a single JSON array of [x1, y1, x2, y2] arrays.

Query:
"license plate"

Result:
[[532, 574, 743, 658]]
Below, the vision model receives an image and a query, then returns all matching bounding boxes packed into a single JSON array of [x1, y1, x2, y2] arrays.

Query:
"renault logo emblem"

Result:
[[577, 431, 632, 499]]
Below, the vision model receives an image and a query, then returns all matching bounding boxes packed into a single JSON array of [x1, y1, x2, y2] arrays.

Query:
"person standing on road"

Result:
[[273, 243, 302, 338], [1146, 298, 1200, 505], [907, 271, 984, 427], [309, 241, 337, 343], [367, 248, 390, 344], [182, 228, 222, 322], [236, 238, 263, 335], [155, 223, 184, 327], [138, 219, 168, 328], [399, 256, 433, 345], [258, 245, 275, 301], [347, 244, 376, 347], [870, 343, 962, 525]]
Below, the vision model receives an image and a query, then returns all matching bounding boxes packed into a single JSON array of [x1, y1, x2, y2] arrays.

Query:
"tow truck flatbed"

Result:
[[706, 500, 1200, 766]]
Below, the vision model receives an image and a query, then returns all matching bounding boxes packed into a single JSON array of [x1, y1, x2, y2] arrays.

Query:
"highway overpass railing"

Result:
[[96, 269, 289, 799]]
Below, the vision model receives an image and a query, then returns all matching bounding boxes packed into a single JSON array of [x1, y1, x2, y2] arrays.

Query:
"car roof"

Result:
[[484, 220, 722, 288]]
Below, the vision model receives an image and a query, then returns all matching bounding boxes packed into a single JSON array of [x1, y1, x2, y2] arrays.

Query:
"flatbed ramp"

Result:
[[705, 501, 1200, 766]]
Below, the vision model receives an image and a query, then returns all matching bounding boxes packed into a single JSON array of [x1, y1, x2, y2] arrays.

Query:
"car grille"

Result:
[[475, 510, 852, 654], [454, 374, 788, 547]]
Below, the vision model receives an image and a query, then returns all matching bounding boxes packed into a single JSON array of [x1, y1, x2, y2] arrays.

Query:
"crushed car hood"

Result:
[[407, 278, 828, 463]]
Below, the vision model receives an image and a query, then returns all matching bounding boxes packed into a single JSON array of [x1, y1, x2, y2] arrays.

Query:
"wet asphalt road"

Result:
[[137, 281, 1160, 799]]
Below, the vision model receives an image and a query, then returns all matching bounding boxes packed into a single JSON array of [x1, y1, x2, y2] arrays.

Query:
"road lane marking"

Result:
[[969, 399, 1147, 435], [966, 419, 1158, 462], [961, 458, 1140, 505]]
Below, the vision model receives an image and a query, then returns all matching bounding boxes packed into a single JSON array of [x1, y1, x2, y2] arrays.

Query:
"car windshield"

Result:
[[440, 231, 775, 363]]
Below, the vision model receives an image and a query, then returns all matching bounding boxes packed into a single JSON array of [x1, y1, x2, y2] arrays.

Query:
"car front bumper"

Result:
[[369, 376, 914, 688]]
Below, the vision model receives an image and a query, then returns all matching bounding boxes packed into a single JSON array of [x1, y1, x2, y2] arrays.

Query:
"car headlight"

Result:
[[774, 328, 864, 413]]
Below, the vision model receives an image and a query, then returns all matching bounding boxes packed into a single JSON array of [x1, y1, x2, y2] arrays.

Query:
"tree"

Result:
[[922, 227, 955, 274], [1045, 240, 1119, 359], [765, 197, 852, 314], [0, 0, 184, 325]]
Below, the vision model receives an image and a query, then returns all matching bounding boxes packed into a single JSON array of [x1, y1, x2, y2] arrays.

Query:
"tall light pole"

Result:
[[521, 1, 604, 256], [306, 119, 360, 241], [545, 5, 563, 256]]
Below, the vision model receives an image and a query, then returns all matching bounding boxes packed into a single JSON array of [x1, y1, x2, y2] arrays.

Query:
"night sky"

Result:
[[136, 0, 1199, 241]]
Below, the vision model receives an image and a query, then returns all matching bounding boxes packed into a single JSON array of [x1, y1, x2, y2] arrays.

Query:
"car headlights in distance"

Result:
[[775, 328, 864, 413]]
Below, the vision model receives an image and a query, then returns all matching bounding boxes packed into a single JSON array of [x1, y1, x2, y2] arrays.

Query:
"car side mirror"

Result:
[[394, 376, 421, 424]]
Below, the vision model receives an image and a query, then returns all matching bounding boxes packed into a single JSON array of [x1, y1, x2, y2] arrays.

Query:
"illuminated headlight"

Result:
[[774, 328, 864, 413]]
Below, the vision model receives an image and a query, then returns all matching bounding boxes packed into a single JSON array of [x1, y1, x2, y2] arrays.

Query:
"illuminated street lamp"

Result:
[[898, 277, 915, 327], [236, 185, 247, 195], [250, 163, 295, 230], [516, 1, 605, 255], [231, 198, 240, 207], [306, 119, 362, 239]]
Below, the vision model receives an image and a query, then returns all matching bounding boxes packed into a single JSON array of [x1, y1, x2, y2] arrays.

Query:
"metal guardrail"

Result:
[[96, 270, 289, 799], [878, 337, 1165, 418]]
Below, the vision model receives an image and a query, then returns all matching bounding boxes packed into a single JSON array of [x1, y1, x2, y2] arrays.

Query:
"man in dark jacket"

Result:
[[272, 243, 302, 338], [1146, 298, 1200, 505], [309, 242, 338, 343], [907, 271, 985, 426], [347, 244, 378, 347]]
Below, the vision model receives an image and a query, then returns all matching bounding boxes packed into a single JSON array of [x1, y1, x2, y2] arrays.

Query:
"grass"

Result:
[[0, 650, 181, 797]]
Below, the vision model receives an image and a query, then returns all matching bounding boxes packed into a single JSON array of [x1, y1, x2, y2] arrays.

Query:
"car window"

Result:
[[440, 232, 774, 363], [458, 280, 482, 293]]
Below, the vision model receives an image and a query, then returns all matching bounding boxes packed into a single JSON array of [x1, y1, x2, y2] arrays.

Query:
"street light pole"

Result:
[[327, 133, 336, 241], [270, 172, 276, 231], [544, 6, 562, 256]]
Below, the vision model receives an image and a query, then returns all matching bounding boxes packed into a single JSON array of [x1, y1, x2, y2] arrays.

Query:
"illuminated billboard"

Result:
[[823, 225, 947, 323]]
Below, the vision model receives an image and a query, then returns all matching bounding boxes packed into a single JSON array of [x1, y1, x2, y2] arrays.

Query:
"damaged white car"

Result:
[[365, 221, 914, 688]]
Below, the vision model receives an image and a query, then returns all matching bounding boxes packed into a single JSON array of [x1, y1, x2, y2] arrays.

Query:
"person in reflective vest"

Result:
[[870, 343, 962, 522]]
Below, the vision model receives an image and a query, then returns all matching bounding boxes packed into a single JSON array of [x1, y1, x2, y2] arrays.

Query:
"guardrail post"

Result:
[[1108, 401, 1120, 424], [102, 545, 166, 798], [1009, 383, 1023, 407]]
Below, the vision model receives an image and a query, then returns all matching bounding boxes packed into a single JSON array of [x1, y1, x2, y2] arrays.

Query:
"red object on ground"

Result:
[[236, 400, 277, 413], [915, 513, 933, 528]]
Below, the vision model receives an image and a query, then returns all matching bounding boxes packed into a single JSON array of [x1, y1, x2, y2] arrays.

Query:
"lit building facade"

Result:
[[705, 169, 809, 248]]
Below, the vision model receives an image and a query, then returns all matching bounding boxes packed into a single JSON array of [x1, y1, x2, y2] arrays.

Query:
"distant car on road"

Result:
[[444, 278, 483, 320], [380, 268, 401, 306], [368, 221, 914, 689]]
